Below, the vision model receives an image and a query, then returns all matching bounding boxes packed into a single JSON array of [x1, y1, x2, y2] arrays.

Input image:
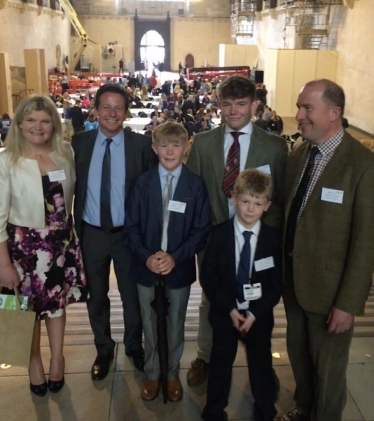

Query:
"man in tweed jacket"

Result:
[[281, 79, 374, 421]]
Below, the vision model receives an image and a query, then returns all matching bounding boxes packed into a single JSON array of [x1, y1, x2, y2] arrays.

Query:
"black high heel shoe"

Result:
[[48, 377, 65, 393], [48, 357, 65, 393], [30, 382, 48, 397]]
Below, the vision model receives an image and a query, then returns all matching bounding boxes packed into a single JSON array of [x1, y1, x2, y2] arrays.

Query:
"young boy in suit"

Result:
[[200, 169, 283, 421], [124, 121, 211, 402]]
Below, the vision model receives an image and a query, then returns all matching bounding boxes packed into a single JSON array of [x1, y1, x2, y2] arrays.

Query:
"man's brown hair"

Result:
[[219, 75, 256, 101]]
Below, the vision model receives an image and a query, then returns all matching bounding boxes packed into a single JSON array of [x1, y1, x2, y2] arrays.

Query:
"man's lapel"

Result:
[[245, 125, 264, 169], [148, 166, 163, 227], [285, 143, 310, 218], [80, 130, 97, 195], [301, 135, 351, 215], [124, 130, 136, 193], [211, 125, 229, 210], [211, 125, 225, 183]]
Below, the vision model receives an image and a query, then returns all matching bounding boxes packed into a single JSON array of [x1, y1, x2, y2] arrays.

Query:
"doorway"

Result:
[[185, 54, 194, 69], [140, 30, 165, 73]]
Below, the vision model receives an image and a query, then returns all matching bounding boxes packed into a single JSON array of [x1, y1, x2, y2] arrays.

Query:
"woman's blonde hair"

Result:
[[5, 95, 71, 165]]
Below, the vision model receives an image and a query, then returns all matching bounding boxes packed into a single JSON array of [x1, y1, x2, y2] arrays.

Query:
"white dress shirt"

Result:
[[234, 216, 261, 311], [224, 122, 253, 218]]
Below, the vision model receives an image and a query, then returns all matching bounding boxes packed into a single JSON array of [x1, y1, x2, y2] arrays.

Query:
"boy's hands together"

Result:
[[230, 309, 255, 333], [146, 255, 161, 273], [239, 312, 255, 333], [230, 309, 246, 329], [146, 251, 176, 275]]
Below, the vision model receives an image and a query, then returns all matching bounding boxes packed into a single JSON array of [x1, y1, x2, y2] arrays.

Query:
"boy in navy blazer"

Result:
[[200, 169, 283, 421], [125, 122, 211, 402]]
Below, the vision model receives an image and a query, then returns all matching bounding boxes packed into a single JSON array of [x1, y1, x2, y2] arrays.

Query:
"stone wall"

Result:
[[71, 0, 230, 18], [0, 2, 70, 69], [79, 15, 231, 71], [253, 2, 373, 134], [335, 0, 374, 134]]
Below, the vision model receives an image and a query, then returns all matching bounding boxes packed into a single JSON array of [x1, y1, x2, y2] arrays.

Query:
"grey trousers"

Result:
[[284, 260, 353, 421], [137, 283, 191, 380], [81, 223, 143, 355]]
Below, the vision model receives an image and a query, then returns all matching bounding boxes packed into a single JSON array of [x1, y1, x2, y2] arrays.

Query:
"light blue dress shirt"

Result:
[[83, 129, 126, 227], [158, 163, 182, 198]]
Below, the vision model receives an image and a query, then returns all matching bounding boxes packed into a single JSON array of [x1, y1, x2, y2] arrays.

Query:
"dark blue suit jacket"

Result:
[[124, 164, 211, 289], [200, 218, 283, 320]]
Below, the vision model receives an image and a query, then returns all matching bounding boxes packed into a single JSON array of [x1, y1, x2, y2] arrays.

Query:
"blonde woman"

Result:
[[0, 96, 86, 396], [140, 84, 149, 101]]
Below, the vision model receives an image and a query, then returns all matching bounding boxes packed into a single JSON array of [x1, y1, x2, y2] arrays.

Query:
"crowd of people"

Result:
[[0, 75, 374, 421]]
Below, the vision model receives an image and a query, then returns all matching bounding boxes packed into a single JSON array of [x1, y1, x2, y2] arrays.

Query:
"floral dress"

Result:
[[6, 176, 87, 319]]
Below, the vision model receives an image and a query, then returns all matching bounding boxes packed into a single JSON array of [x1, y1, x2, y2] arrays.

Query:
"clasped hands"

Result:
[[230, 308, 255, 334], [146, 251, 175, 275]]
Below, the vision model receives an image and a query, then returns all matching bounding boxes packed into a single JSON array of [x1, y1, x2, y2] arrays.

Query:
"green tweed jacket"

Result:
[[284, 132, 374, 316], [187, 124, 288, 229]]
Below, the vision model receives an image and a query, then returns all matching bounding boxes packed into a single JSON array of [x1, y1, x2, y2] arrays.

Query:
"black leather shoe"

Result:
[[91, 353, 114, 381], [48, 377, 65, 393], [125, 348, 145, 372], [30, 382, 48, 397]]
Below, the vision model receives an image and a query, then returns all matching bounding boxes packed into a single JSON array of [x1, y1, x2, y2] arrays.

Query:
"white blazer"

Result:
[[0, 142, 75, 242]]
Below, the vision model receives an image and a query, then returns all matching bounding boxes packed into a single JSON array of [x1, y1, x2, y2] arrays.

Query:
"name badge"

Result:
[[243, 283, 262, 301], [168, 200, 186, 213], [321, 188, 344, 204], [48, 170, 66, 182], [254, 256, 275, 272], [256, 164, 271, 175]]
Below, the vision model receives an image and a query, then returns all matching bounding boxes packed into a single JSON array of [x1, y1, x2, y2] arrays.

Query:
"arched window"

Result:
[[140, 30, 165, 67]]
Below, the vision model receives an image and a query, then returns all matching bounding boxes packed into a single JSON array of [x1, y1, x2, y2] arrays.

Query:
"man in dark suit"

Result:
[[281, 79, 374, 421], [181, 95, 195, 117], [70, 99, 85, 134], [72, 84, 157, 381], [186, 75, 288, 387]]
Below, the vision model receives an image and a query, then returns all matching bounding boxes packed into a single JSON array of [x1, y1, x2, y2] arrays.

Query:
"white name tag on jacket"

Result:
[[48, 170, 66, 182], [243, 283, 262, 300], [321, 188, 344, 204], [168, 200, 186, 213], [254, 256, 275, 272], [256, 164, 271, 175]]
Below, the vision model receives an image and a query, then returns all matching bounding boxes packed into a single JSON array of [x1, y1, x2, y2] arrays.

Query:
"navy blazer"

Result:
[[200, 218, 283, 320], [124, 164, 211, 289]]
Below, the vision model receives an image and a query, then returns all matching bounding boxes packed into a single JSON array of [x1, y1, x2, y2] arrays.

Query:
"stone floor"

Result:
[[1, 269, 374, 421], [0, 337, 374, 421]]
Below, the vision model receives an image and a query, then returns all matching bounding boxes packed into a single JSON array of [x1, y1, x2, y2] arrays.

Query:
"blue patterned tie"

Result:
[[236, 231, 253, 304]]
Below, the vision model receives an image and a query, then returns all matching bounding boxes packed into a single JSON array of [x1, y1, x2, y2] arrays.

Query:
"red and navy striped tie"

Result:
[[222, 131, 243, 198]]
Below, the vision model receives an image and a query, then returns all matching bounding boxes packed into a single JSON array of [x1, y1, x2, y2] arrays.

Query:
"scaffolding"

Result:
[[281, 0, 343, 49], [230, 0, 343, 49], [230, 0, 257, 45]]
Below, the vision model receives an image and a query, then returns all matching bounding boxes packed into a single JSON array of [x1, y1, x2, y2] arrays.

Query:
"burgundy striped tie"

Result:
[[222, 132, 243, 198]]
